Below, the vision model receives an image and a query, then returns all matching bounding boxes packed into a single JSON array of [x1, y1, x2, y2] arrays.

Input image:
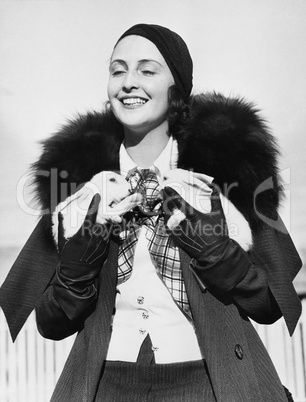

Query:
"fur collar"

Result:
[[33, 92, 281, 233]]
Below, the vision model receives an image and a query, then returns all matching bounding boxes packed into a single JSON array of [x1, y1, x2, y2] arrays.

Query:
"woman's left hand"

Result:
[[162, 185, 228, 259], [162, 185, 251, 292]]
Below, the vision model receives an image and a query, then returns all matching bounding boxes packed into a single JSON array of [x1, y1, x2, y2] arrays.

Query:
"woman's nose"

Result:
[[122, 71, 139, 92]]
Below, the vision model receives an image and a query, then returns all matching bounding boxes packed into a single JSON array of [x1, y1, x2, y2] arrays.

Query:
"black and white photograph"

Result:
[[0, 1, 306, 401]]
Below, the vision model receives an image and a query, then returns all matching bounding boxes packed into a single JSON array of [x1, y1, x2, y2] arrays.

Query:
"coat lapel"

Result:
[[179, 249, 271, 402], [179, 248, 224, 400], [85, 240, 119, 401]]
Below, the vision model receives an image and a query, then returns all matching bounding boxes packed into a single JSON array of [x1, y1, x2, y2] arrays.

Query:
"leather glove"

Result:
[[162, 185, 250, 292], [53, 193, 111, 319]]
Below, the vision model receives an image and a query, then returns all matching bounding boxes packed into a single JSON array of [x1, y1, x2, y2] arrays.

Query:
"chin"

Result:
[[113, 109, 143, 127], [116, 115, 153, 134], [113, 107, 168, 134]]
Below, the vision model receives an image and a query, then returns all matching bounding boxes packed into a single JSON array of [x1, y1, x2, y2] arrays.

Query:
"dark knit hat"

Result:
[[116, 23, 193, 100]]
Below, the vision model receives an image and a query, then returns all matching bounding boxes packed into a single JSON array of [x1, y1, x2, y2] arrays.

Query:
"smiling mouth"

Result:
[[121, 97, 148, 106]]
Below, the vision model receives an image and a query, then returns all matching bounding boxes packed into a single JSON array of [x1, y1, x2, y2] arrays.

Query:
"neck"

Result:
[[124, 121, 170, 168]]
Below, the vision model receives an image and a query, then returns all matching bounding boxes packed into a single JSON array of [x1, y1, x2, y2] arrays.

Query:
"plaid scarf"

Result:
[[117, 168, 191, 318]]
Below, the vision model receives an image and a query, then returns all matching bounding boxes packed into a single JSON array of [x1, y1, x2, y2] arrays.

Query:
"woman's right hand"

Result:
[[52, 171, 143, 242], [53, 194, 111, 320], [58, 193, 110, 269]]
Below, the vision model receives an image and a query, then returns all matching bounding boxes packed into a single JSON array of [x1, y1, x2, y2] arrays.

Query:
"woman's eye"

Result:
[[141, 70, 155, 76], [112, 70, 125, 77]]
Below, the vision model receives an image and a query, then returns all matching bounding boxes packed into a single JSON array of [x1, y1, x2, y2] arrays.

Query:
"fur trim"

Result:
[[176, 93, 282, 230], [32, 110, 124, 212], [32, 92, 282, 233]]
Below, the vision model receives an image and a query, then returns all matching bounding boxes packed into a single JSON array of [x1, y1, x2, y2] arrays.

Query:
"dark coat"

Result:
[[0, 93, 302, 402]]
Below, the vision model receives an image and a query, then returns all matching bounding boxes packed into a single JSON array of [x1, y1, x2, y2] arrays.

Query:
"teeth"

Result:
[[122, 98, 146, 105]]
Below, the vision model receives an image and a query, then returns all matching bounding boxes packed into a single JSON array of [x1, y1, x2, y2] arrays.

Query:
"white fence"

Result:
[[0, 312, 75, 402], [0, 300, 305, 402]]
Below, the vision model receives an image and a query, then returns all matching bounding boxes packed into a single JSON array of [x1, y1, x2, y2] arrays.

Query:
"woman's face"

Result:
[[108, 35, 175, 134]]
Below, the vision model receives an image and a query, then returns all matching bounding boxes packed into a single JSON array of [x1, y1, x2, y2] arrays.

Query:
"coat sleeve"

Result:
[[36, 282, 95, 340], [209, 216, 302, 335]]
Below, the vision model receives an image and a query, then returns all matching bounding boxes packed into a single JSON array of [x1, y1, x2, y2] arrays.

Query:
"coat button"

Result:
[[235, 344, 244, 360]]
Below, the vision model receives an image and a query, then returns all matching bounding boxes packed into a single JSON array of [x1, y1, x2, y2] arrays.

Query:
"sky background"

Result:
[[0, 0, 306, 290]]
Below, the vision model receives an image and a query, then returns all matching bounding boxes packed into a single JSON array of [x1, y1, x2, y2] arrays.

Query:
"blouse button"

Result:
[[137, 296, 145, 305], [142, 312, 149, 320]]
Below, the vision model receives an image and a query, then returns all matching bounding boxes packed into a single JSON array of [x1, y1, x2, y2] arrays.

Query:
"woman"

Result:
[[0, 24, 301, 401]]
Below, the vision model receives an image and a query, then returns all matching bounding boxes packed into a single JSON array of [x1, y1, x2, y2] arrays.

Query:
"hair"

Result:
[[167, 85, 190, 134]]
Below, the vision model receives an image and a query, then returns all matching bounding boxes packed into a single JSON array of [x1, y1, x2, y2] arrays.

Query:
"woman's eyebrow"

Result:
[[138, 59, 163, 67], [109, 59, 127, 68], [110, 58, 163, 68]]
